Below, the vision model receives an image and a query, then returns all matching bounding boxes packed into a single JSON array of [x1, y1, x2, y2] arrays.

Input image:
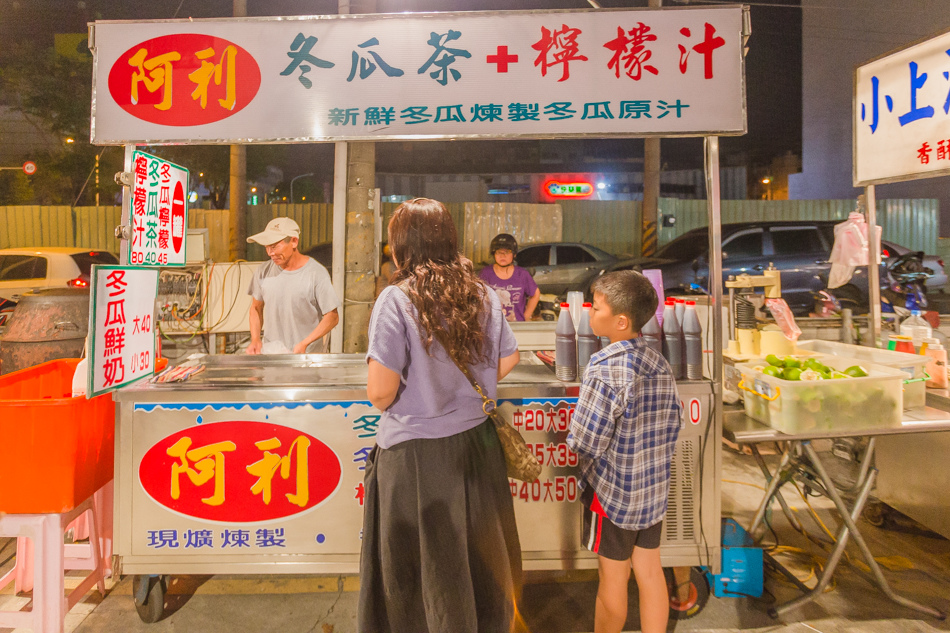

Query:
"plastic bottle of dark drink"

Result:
[[661, 298, 684, 379], [683, 300, 703, 380], [641, 314, 663, 357], [555, 302, 577, 381], [576, 302, 601, 380], [674, 297, 686, 327]]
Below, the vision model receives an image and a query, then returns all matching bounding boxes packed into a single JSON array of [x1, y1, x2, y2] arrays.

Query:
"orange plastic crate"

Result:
[[0, 359, 115, 514]]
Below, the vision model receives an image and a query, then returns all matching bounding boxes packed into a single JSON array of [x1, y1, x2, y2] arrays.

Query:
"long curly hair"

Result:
[[388, 198, 490, 368]]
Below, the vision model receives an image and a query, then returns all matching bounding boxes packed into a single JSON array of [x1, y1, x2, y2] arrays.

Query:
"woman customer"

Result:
[[360, 198, 523, 633]]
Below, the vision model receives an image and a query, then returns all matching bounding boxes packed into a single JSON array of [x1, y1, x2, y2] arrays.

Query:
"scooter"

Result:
[[881, 250, 932, 313]]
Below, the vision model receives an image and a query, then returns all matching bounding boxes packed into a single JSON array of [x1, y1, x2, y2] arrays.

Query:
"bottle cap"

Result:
[[560, 302, 570, 308], [665, 298, 675, 305], [582, 302, 592, 308], [675, 298, 685, 303], [686, 300, 696, 306]]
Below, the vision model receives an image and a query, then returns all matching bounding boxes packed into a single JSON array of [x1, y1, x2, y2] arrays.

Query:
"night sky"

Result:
[[0, 0, 802, 175]]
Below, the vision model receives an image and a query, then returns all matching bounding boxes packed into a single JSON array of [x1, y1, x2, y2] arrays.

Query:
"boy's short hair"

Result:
[[591, 270, 658, 333]]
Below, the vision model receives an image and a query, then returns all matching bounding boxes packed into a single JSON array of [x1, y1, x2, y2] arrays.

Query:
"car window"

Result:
[[0, 255, 47, 281], [722, 230, 763, 259], [70, 251, 119, 276], [556, 245, 596, 265], [771, 227, 825, 255], [516, 246, 550, 267], [655, 231, 707, 261]]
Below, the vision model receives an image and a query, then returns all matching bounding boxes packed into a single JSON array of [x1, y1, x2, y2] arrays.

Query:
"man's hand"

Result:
[[247, 340, 263, 355], [293, 341, 309, 354]]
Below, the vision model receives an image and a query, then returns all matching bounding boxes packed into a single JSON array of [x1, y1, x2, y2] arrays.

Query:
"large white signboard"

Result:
[[130, 150, 189, 266], [89, 266, 159, 397], [854, 27, 950, 186], [90, 7, 746, 144]]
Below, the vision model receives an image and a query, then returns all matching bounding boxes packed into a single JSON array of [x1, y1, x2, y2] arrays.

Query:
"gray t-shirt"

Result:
[[248, 258, 341, 353], [366, 285, 519, 449]]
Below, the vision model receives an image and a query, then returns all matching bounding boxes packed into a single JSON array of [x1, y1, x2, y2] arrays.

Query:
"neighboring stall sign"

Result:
[[129, 150, 189, 266], [89, 265, 159, 396], [854, 26, 950, 186], [22, 161, 36, 175], [90, 7, 746, 144]]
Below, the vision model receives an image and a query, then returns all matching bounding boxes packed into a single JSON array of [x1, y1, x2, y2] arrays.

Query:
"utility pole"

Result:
[[229, 0, 248, 261], [641, 0, 661, 257], [337, 0, 378, 353]]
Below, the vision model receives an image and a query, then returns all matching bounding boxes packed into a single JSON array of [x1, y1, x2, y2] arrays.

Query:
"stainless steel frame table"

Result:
[[723, 407, 950, 620]]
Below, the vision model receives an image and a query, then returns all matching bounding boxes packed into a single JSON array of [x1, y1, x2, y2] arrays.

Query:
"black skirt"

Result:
[[358, 418, 523, 633]]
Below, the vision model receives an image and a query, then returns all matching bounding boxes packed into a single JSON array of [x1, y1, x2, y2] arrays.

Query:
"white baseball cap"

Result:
[[247, 217, 301, 245]]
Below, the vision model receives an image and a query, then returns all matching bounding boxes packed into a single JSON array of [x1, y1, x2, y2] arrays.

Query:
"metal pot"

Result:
[[0, 288, 89, 375]]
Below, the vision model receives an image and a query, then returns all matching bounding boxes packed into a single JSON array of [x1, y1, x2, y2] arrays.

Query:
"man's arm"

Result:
[[247, 298, 265, 354], [293, 308, 340, 354], [523, 287, 541, 321]]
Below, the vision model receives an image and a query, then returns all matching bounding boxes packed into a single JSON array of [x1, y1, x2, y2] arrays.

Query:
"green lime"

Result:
[[762, 366, 782, 378], [766, 354, 784, 367], [783, 356, 802, 368], [783, 367, 803, 381], [831, 371, 849, 379], [844, 365, 869, 378]]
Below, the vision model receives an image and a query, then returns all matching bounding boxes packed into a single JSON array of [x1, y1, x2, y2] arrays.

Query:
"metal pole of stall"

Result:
[[331, 142, 348, 354], [118, 144, 135, 266], [865, 184, 882, 347], [704, 136, 724, 566]]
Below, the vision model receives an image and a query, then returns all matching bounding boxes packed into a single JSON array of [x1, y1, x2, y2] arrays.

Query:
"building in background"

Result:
[[790, 0, 950, 233]]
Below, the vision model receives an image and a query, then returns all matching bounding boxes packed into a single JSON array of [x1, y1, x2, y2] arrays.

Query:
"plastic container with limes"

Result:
[[737, 354, 905, 433], [795, 340, 930, 410]]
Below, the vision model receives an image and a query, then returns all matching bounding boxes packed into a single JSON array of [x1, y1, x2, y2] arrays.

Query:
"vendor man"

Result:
[[246, 217, 340, 354]]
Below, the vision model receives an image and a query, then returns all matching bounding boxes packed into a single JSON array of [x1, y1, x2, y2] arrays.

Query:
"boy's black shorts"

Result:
[[581, 486, 662, 561]]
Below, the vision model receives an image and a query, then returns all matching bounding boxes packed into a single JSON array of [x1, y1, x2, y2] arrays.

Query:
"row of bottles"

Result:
[[554, 297, 704, 382], [644, 298, 703, 380], [555, 302, 601, 381]]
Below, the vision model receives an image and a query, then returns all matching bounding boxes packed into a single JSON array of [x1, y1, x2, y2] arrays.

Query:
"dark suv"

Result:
[[572, 222, 874, 316]]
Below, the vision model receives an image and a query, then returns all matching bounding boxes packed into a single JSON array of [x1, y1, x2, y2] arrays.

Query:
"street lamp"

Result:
[[761, 176, 773, 201], [290, 173, 314, 203]]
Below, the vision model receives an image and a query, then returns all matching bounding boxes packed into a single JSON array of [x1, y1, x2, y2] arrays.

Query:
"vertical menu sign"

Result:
[[130, 150, 189, 266], [89, 266, 160, 397]]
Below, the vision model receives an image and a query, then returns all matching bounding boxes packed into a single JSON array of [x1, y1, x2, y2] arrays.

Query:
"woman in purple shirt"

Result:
[[479, 233, 541, 321], [360, 198, 523, 633]]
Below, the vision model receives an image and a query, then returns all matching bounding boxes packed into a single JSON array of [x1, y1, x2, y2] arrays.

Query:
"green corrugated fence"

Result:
[[0, 198, 940, 262]]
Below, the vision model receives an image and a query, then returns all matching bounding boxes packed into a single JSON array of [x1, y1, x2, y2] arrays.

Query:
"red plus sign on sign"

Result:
[[487, 46, 518, 72]]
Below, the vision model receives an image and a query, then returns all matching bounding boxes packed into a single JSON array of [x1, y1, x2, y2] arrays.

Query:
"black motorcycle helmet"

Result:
[[489, 233, 518, 255]]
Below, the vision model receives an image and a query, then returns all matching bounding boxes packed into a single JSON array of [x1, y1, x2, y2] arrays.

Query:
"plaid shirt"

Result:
[[567, 337, 682, 530]]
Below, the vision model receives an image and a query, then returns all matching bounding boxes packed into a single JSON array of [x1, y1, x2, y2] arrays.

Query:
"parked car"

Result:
[[569, 221, 939, 316], [514, 242, 617, 296], [0, 248, 119, 327]]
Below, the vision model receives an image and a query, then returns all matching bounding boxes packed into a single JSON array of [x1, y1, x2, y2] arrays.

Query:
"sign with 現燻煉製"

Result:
[[854, 26, 950, 186], [89, 265, 159, 397], [90, 7, 746, 144]]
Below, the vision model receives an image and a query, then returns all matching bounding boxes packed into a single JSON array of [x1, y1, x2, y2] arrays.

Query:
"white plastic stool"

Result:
[[0, 493, 107, 633], [11, 481, 114, 593]]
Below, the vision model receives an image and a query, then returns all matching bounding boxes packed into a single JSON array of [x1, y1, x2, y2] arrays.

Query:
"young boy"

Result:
[[567, 270, 682, 633]]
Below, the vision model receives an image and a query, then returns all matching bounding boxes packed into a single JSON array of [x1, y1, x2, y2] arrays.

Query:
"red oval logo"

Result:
[[139, 421, 342, 523], [171, 181, 185, 254], [108, 34, 260, 126]]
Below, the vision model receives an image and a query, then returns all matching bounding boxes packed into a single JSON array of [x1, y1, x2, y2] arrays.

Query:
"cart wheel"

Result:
[[665, 567, 710, 620], [132, 575, 166, 623], [863, 500, 891, 527]]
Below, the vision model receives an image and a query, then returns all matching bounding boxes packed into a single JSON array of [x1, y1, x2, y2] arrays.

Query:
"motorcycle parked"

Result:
[[881, 250, 932, 313]]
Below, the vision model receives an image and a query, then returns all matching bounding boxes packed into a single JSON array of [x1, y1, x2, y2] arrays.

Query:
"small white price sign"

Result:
[[89, 265, 159, 397]]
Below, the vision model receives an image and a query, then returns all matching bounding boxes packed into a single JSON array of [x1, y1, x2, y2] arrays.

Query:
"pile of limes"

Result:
[[760, 355, 869, 381]]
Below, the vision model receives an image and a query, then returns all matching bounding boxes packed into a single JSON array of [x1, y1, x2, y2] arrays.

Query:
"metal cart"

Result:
[[113, 354, 720, 622]]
